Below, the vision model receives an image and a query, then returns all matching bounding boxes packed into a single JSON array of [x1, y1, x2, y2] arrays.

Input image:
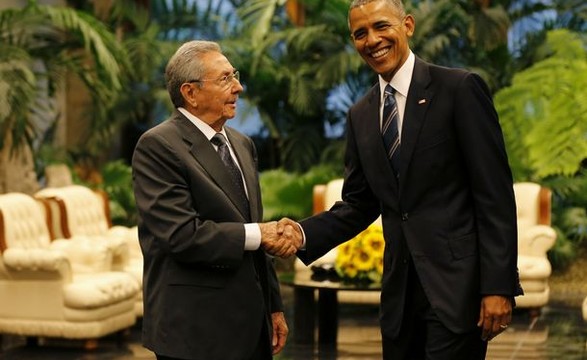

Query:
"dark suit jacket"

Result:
[[300, 58, 521, 338], [132, 111, 282, 360]]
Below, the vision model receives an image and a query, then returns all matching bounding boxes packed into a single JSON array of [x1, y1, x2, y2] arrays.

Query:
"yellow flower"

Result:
[[364, 231, 385, 254], [334, 224, 385, 283], [335, 249, 352, 269], [337, 241, 353, 257], [343, 262, 358, 278], [374, 256, 384, 275], [354, 248, 373, 271]]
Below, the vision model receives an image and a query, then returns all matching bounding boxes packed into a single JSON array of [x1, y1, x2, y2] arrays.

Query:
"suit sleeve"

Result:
[[454, 73, 520, 296]]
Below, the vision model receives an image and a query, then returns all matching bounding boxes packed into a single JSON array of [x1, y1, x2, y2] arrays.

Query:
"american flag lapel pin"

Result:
[[418, 99, 426, 105]]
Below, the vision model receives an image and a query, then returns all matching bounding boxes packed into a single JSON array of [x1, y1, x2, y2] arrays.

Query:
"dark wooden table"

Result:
[[280, 271, 381, 351]]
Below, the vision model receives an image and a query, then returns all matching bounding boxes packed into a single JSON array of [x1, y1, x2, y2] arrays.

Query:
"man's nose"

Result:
[[233, 80, 244, 93], [365, 29, 380, 47]]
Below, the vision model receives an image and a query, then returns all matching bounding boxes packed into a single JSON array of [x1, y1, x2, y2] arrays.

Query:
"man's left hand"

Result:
[[271, 311, 289, 354], [477, 295, 512, 341]]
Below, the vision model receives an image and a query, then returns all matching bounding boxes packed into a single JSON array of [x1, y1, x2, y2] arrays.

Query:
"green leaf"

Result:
[[496, 29, 587, 179]]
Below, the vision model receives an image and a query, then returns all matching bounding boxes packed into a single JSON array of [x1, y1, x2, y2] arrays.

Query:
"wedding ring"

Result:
[[499, 324, 508, 329]]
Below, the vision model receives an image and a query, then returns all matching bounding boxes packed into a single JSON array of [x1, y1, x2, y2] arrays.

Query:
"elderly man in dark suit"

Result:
[[280, 0, 523, 359], [132, 40, 297, 360]]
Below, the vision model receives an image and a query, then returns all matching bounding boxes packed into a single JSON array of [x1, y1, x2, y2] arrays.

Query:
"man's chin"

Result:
[[366, 61, 391, 77]]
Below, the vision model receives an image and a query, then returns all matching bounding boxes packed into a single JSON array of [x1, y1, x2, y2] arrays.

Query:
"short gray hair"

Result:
[[165, 40, 222, 108]]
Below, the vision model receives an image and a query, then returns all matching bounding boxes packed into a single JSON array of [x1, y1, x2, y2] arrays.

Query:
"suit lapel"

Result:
[[400, 58, 433, 191], [226, 127, 259, 222], [174, 113, 252, 221]]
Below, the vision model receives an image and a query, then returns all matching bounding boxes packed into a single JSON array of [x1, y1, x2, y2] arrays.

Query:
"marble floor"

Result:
[[1, 287, 585, 359]]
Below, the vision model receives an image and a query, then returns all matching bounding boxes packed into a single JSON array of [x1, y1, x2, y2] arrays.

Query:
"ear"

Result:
[[404, 14, 415, 37], [180, 83, 198, 108]]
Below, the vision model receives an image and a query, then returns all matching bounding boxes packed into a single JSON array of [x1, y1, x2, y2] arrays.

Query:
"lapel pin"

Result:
[[418, 99, 426, 105]]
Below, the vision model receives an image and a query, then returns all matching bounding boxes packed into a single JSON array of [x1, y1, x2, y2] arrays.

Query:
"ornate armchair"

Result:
[[513, 182, 557, 313], [296, 178, 381, 304], [35, 185, 143, 316], [0, 193, 139, 342]]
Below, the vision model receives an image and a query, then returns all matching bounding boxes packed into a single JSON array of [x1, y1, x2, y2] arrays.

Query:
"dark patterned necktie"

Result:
[[211, 133, 250, 219], [382, 84, 400, 174]]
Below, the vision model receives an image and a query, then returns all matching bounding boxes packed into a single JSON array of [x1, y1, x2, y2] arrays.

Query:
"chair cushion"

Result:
[[65, 272, 139, 309]]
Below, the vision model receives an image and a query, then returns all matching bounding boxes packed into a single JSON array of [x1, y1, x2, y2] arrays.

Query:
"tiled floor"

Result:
[[1, 287, 585, 359]]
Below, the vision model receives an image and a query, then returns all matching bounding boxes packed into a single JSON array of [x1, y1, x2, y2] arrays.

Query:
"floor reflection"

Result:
[[277, 285, 587, 360], [0, 288, 585, 359]]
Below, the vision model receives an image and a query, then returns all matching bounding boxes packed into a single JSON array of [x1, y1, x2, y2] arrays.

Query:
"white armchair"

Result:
[[0, 193, 139, 342], [295, 178, 381, 304], [513, 182, 557, 313], [35, 185, 143, 316]]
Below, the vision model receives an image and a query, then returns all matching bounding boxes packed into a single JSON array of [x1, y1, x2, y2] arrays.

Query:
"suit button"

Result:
[[401, 213, 409, 221]]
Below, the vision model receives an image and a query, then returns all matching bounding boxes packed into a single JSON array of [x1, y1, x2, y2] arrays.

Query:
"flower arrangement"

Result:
[[334, 224, 385, 284]]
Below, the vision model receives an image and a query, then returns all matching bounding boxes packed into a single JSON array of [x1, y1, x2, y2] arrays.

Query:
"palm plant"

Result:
[[227, 0, 363, 171], [496, 29, 587, 179], [0, 0, 124, 168], [151, 0, 237, 41], [89, 0, 176, 162], [495, 29, 587, 268], [406, 0, 513, 90]]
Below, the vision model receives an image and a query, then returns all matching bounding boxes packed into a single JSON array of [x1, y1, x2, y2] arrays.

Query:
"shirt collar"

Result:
[[177, 107, 228, 141], [378, 50, 415, 100]]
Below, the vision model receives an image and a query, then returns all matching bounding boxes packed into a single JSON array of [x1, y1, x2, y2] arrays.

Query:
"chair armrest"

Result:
[[3, 248, 73, 282], [62, 234, 130, 271], [3, 248, 70, 273], [107, 225, 136, 239], [108, 226, 142, 258], [518, 225, 557, 257], [100, 235, 131, 270], [50, 237, 113, 273]]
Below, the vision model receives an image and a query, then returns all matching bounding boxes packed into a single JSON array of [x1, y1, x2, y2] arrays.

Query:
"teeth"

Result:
[[371, 48, 389, 58]]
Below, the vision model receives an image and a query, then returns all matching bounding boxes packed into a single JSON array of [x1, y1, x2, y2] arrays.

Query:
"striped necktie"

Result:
[[211, 133, 250, 220], [382, 84, 400, 175]]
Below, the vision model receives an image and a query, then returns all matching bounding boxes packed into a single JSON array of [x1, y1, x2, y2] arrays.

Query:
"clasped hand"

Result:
[[259, 218, 302, 258]]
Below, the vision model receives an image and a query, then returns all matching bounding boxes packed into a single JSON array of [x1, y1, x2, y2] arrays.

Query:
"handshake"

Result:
[[259, 218, 303, 258]]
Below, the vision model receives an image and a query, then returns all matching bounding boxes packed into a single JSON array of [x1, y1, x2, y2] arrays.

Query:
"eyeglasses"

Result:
[[188, 70, 240, 87]]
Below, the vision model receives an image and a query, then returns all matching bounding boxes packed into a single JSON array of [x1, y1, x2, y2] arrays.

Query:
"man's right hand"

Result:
[[259, 220, 302, 258]]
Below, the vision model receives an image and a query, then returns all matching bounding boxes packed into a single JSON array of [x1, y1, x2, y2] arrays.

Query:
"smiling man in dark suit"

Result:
[[132, 40, 298, 360], [280, 0, 522, 359]]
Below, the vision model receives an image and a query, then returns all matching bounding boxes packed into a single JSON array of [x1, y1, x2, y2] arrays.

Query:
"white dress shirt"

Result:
[[378, 50, 415, 137]]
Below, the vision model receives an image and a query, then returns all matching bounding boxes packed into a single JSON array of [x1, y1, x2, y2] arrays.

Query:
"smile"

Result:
[[370, 48, 390, 59]]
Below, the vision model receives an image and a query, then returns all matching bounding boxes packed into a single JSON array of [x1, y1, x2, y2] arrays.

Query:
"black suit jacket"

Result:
[[300, 58, 521, 338], [132, 111, 282, 359]]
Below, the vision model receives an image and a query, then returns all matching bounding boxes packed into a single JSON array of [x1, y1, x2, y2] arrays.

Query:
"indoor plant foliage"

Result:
[[335, 224, 384, 284]]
